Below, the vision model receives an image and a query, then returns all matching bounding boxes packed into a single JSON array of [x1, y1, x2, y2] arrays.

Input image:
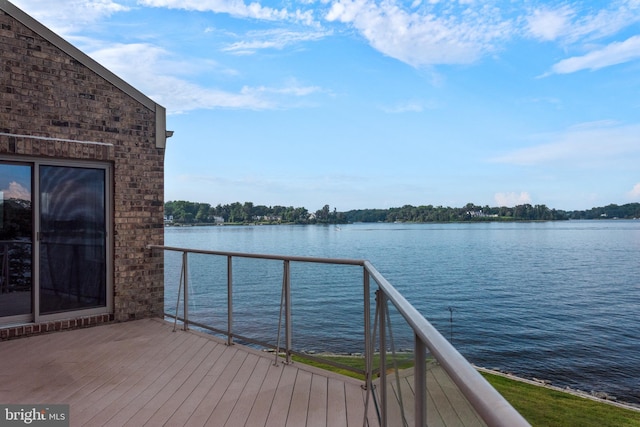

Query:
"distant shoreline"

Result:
[[165, 217, 639, 227]]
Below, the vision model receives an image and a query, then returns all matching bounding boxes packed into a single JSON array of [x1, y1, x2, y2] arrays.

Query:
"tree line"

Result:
[[164, 201, 345, 225], [164, 200, 640, 225]]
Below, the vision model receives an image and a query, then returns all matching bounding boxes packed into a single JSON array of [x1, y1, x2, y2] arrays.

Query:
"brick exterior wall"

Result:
[[0, 8, 165, 327]]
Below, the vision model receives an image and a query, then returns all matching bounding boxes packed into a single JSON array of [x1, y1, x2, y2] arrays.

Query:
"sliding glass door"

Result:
[[0, 160, 110, 323]]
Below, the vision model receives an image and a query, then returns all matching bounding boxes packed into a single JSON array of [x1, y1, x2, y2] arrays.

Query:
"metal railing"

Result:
[[149, 245, 530, 427]]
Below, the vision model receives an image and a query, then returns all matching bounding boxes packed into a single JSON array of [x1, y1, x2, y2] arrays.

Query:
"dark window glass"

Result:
[[39, 166, 106, 314]]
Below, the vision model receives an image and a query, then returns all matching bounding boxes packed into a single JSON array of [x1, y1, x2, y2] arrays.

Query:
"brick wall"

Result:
[[0, 9, 164, 324]]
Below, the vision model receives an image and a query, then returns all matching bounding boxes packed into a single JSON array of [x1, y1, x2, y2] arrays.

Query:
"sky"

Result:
[[10, 0, 640, 212]]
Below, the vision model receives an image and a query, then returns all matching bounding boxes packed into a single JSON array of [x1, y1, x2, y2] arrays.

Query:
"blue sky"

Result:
[[12, 0, 640, 211]]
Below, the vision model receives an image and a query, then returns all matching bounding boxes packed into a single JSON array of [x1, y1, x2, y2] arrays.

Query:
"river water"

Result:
[[164, 220, 640, 404]]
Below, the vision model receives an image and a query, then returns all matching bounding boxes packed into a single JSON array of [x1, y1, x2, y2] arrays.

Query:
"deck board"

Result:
[[264, 358, 298, 427], [223, 355, 272, 427], [164, 346, 241, 426], [185, 348, 249, 426], [327, 377, 348, 427], [242, 357, 285, 426], [286, 369, 312, 427], [307, 374, 328, 427]]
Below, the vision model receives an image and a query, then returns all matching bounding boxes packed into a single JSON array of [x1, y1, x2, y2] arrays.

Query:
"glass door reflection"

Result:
[[39, 166, 106, 314], [0, 163, 33, 319]]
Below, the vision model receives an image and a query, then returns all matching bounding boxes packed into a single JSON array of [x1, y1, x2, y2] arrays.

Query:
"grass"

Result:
[[479, 371, 640, 427], [292, 354, 640, 427], [291, 353, 414, 381], [291, 354, 368, 380]]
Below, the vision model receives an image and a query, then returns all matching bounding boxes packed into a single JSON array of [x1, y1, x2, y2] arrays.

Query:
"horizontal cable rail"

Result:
[[149, 244, 530, 427]]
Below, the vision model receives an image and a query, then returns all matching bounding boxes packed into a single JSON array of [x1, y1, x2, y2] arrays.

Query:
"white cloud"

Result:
[[2, 181, 31, 201], [494, 192, 532, 207], [244, 81, 322, 97], [379, 100, 432, 113], [325, 0, 513, 67], [11, 0, 129, 35], [492, 122, 640, 167], [222, 29, 330, 55], [550, 35, 640, 74], [629, 183, 640, 200], [564, 1, 640, 43], [526, 6, 573, 41], [526, 1, 640, 44], [138, 0, 317, 25], [528, 2, 640, 76], [88, 43, 319, 112]]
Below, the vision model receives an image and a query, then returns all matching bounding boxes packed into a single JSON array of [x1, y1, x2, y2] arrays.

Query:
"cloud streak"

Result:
[[492, 122, 640, 167], [550, 35, 640, 74], [526, 1, 640, 44], [139, 0, 316, 25], [529, 1, 640, 75], [11, 0, 129, 35], [89, 43, 321, 112], [222, 29, 330, 55]]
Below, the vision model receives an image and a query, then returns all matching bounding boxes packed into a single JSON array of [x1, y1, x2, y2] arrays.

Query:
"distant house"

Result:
[[0, 0, 168, 337], [466, 210, 498, 219]]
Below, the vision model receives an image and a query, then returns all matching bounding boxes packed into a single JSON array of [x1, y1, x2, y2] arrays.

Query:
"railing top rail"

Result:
[[147, 244, 366, 266], [363, 260, 530, 427]]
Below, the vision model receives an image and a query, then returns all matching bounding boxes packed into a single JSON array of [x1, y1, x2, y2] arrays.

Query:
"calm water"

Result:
[[165, 220, 640, 404]]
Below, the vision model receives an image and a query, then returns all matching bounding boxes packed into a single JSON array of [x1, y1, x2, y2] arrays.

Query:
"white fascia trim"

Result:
[[0, 132, 114, 147]]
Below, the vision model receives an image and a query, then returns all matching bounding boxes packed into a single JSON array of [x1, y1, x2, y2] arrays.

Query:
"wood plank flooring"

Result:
[[0, 319, 377, 427]]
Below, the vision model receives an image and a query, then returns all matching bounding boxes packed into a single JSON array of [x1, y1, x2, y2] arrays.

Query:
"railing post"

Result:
[[363, 268, 372, 388], [182, 251, 189, 331], [414, 335, 426, 427], [284, 259, 292, 364], [227, 255, 233, 346], [378, 290, 387, 427]]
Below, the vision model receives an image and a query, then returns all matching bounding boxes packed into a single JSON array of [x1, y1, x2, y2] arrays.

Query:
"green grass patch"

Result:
[[291, 353, 414, 381], [291, 354, 367, 380], [480, 371, 640, 427]]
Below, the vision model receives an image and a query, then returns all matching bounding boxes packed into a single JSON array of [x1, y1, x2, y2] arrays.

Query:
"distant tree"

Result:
[[229, 202, 243, 223], [316, 204, 330, 222], [195, 203, 211, 222], [242, 202, 254, 222]]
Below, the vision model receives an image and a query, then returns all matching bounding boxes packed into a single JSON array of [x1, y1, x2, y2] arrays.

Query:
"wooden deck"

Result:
[[0, 318, 492, 426], [0, 319, 377, 427]]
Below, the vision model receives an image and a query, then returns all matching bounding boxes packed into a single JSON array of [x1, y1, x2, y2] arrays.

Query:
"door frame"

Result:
[[0, 156, 113, 325]]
